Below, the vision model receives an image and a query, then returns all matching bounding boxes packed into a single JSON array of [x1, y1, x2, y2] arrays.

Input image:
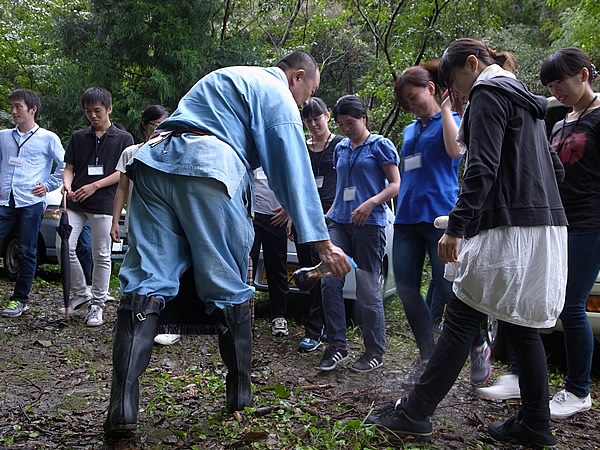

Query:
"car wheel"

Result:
[[486, 315, 507, 360], [2, 235, 19, 281]]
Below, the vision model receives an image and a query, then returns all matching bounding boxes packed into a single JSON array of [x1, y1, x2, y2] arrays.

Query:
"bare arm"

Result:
[[441, 95, 462, 159], [110, 173, 130, 242], [71, 170, 121, 203]]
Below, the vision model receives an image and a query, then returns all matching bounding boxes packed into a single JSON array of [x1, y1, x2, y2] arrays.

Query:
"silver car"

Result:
[[0, 188, 128, 279], [253, 205, 397, 301]]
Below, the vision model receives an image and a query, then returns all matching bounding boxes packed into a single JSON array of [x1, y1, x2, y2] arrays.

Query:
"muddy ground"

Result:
[[0, 268, 599, 449]]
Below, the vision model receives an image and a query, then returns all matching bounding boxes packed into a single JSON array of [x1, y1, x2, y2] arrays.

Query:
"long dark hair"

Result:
[[301, 97, 328, 120], [140, 105, 168, 141], [395, 60, 443, 110], [540, 47, 598, 87], [439, 38, 515, 110], [332, 95, 371, 130]]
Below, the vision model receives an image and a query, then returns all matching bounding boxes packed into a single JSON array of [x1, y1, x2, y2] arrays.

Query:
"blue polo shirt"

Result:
[[395, 112, 462, 224], [328, 134, 399, 227], [133, 66, 328, 244]]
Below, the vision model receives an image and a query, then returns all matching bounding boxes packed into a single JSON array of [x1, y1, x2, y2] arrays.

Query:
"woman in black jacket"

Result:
[[370, 38, 568, 449]]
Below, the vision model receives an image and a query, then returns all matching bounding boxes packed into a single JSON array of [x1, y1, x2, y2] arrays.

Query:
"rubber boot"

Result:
[[104, 295, 161, 437], [217, 302, 253, 411]]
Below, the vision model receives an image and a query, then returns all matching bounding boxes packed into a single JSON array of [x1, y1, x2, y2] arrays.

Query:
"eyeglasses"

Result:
[[303, 114, 326, 125]]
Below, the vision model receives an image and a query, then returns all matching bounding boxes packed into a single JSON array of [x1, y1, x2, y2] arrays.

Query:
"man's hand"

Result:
[[31, 182, 47, 197], [270, 206, 289, 227], [72, 183, 99, 202], [438, 233, 461, 263], [313, 240, 351, 279], [110, 221, 121, 243]]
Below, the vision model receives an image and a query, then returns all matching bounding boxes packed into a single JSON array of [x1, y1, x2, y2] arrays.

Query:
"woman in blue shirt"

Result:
[[393, 61, 492, 390], [318, 95, 400, 373]]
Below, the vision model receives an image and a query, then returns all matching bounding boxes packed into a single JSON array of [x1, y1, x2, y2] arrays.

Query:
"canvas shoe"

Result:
[[271, 317, 289, 336], [1, 300, 29, 317], [549, 389, 592, 419], [401, 357, 427, 390], [297, 337, 322, 352], [317, 346, 349, 371], [85, 305, 103, 327], [470, 341, 492, 386], [367, 398, 432, 440], [351, 353, 383, 373], [59, 295, 91, 314], [154, 334, 181, 346], [475, 374, 521, 400], [488, 415, 557, 449]]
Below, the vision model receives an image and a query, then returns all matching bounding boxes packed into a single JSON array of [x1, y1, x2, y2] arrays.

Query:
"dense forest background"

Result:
[[1, 0, 599, 144]]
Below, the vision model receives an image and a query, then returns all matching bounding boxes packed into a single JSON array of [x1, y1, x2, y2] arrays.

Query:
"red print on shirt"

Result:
[[554, 131, 587, 165]]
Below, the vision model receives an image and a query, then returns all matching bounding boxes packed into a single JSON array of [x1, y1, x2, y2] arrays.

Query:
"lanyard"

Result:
[[311, 132, 332, 177], [556, 96, 598, 156], [346, 136, 369, 186], [94, 131, 108, 165], [16, 126, 40, 156]]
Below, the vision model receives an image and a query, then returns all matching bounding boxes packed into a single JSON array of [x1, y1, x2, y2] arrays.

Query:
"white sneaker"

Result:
[[271, 317, 289, 336], [550, 389, 592, 419], [475, 374, 521, 400], [153, 334, 181, 345], [85, 305, 104, 327]]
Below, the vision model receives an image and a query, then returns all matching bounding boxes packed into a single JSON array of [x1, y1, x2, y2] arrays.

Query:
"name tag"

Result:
[[343, 186, 356, 201], [404, 153, 423, 171], [88, 165, 104, 176], [8, 156, 23, 167], [255, 169, 267, 180], [315, 176, 324, 188]]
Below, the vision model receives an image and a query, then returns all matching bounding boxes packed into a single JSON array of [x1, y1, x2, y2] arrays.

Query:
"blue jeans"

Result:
[[0, 199, 44, 304], [321, 221, 386, 355], [119, 164, 255, 314], [76, 220, 93, 286], [393, 223, 450, 360], [561, 228, 600, 397]]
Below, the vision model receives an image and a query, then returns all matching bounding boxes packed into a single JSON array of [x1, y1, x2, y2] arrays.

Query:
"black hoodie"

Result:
[[446, 77, 568, 238]]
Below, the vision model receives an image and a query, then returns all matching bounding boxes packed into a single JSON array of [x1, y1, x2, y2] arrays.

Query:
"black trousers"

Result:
[[251, 213, 288, 319], [405, 294, 551, 430], [295, 235, 325, 340]]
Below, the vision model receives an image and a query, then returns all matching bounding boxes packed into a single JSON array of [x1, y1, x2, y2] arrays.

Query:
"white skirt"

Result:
[[445, 226, 568, 329]]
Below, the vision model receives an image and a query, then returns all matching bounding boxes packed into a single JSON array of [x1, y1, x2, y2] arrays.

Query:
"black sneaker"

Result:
[[367, 399, 432, 440], [351, 353, 383, 372], [401, 357, 427, 390], [488, 416, 557, 449], [317, 346, 349, 371]]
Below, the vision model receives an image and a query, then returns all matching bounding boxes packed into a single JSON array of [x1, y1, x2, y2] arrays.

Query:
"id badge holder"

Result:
[[8, 156, 24, 167], [88, 165, 104, 176], [315, 176, 324, 188], [343, 186, 356, 201], [404, 153, 423, 171]]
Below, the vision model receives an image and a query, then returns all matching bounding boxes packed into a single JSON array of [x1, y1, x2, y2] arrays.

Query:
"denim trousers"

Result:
[[67, 210, 112, 306], [251, 212, 288, 319], [561, 228, 600, 397], [393, 223, 450, 360], [405, 294, 551, 430], [119, 164, 255, 314], [321, 221, 386, 355], [0, 199, 44, 303], [76, 220, 93, 286]]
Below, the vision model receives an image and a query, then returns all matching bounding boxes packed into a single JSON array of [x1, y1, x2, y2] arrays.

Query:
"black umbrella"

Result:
[[56, 193, 72, 319]]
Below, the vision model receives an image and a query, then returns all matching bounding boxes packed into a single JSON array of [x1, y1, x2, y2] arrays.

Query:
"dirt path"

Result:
[[0, 273, 599, 449]]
